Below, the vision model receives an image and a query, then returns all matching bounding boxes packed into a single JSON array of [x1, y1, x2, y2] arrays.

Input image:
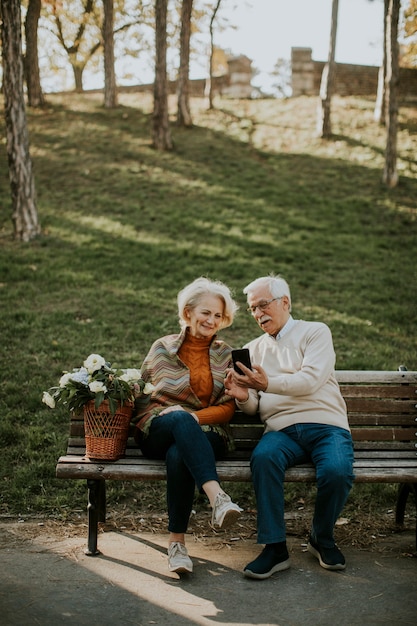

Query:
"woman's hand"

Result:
[[160, 405, 199, 422], [224, 370, 249, 402]]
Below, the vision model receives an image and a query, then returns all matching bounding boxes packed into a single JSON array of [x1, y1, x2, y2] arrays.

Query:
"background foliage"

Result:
[[0, 92, 416, 520]]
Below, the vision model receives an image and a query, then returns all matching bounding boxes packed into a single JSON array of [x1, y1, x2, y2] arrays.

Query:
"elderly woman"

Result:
[[133, 277, 242, 574]]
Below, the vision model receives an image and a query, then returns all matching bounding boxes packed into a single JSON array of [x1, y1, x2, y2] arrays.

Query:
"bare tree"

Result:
[[103, 0, 117, 108], [271, 58, 292, 98], [177, 0, 193, 126], [1, 0, 40, 241], [316, 0, 339, 138], [383, 0, 400, 188], [42, 1, 152, 92], [24, 0, 45, 107], [152, 0, 172, 150], [52, 0, 100, 92], [207, 0, 222, 110]]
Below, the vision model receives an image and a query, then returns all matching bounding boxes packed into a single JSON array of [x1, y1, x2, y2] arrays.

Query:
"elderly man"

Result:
[[225, 275, 354, 579]]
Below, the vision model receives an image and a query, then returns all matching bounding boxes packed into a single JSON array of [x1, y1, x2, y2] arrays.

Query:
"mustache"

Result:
[[259, 315, 272, 324]]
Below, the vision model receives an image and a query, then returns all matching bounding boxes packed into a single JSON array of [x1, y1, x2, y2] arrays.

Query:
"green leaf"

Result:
[[95, 392, 105, 409]]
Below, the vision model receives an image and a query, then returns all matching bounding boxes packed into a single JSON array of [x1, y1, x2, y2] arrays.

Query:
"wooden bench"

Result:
[[56, 369, 417, 556]]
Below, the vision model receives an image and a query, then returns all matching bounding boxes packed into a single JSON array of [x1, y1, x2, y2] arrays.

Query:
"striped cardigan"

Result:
[[133, 328, 235, 447]]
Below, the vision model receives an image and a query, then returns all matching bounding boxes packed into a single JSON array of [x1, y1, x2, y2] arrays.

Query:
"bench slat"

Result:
[[65, 440, 417, 456], [350, 427, 417, 441], [336, 371, 417, 383], [340, 385, 417, 399], [346, 415, 416, 426], [345, 398, 416, 413], [56, 455, 417, 484]]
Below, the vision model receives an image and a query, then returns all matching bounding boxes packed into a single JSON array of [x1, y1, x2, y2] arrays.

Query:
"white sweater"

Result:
[[236, 319, 350, 432]]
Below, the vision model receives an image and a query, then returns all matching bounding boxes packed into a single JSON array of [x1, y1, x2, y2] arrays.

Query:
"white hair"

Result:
[[177, 277, 239, 330], [243, 275, 292, 311]]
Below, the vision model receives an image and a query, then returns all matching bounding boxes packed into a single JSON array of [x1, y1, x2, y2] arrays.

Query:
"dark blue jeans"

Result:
[[251, 423, 355, 547], [137, 411, 226, 533]]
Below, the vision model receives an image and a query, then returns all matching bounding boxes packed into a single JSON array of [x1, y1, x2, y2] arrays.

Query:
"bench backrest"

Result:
[[65, 370, 417, 461]]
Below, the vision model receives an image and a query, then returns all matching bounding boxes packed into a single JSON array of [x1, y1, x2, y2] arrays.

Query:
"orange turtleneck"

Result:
[[178, 332, 235, 425]]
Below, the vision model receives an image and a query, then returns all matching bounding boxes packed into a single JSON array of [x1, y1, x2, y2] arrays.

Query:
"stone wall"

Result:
[[115, 55, 253, 99], [291, 47, 417, 101]]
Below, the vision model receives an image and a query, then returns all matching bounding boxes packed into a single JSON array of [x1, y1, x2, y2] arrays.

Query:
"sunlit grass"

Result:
[[0, 92, 416, 518]]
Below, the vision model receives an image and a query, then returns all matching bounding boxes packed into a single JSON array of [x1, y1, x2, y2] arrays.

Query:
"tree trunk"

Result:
[[72, 61, 85, 92], [1, 0, 40, 241], [383, 0, 400, 188], [374, 0, 389, 124], [103, 0, 117, 108], [316, 0, 339, 138], [152, 0, 172, 150], [207, 0, 222, 110], [24, 0, 45, 107], [374, 65, 386, 124], [177, 0, 193, 127]]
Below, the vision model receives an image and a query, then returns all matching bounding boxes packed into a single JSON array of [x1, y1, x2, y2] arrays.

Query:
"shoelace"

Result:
[[169, 542, 187, 558], [211, 492, 230, 525]]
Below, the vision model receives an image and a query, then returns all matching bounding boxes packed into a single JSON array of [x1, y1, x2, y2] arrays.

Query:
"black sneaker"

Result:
[[307, 536, 346, 571], [243, 544, 290, 579]]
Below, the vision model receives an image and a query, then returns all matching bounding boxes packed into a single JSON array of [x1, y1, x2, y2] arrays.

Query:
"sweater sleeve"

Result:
[[236, 388, 259, 414], [195, 398, 235, 424]]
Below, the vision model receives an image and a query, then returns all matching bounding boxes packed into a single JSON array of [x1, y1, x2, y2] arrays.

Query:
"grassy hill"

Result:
[[0, 92, 416, 518]]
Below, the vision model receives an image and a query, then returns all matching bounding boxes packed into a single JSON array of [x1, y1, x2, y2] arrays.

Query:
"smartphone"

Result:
[[231, 349, 252, 375]]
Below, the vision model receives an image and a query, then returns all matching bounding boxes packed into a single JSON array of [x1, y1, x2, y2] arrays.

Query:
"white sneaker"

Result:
[[168, 542, 193, 573], [211, 492, 242, 529]]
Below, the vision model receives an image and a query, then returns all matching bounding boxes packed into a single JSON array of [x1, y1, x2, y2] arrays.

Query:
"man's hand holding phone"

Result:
[[228, 349, 269, 395]]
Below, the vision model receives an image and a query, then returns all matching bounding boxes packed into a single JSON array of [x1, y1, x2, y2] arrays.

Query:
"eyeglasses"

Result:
[[246, 297, 282, 314]]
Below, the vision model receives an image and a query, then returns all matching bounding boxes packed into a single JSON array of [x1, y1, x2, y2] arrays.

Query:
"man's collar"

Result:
[[272, 315, 295, 340]]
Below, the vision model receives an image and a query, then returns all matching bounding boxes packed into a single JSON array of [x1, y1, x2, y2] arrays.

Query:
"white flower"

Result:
[[143, 382, 156, 395], [59, 373, 73, 388], [84, 354, 106, 374], [42, 392, 56, 408], [89, 381, 107, 394], [119, 368, 142, 383]]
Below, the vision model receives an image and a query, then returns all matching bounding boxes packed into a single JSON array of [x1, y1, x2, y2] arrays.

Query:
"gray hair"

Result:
[[177, 277, 239, 330], [243, 275, 292, 311]]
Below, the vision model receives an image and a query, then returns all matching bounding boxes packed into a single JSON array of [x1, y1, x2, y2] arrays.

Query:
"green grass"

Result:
[[0, 92, 416, 519]]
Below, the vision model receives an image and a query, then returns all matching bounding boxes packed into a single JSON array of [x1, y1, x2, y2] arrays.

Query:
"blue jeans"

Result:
[[251, 424, 355, 547], [137, 411, 226, 533]]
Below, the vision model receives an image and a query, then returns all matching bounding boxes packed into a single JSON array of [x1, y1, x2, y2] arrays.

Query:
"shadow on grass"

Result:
[[0, 95, 416, 517]]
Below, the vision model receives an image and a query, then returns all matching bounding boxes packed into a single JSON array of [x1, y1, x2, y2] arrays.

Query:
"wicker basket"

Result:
[[83, 400, 133, 461]]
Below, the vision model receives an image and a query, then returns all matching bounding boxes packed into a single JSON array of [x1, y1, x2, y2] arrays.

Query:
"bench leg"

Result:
[[85, 479, 106, 556], [395, 483, 417, 552]]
